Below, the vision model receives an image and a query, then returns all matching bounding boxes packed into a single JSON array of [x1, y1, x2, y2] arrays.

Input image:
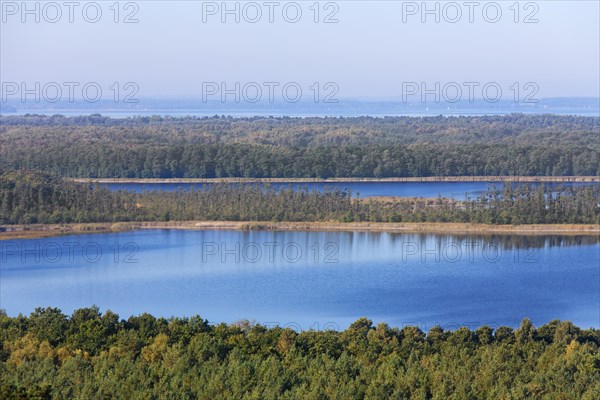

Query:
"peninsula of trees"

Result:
[[1, 171, 599, 225]]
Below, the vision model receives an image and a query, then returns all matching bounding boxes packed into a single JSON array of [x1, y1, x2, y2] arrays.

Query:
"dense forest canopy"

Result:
[[2, 114, 599, 146], [2, 171, 599, 225], [1, 114, 598, 178], [1, 308, 599, 399]]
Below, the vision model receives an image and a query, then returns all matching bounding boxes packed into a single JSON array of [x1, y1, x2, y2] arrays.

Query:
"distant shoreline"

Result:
[[73, 176, 600, 184], [2, 221, 599, 240]]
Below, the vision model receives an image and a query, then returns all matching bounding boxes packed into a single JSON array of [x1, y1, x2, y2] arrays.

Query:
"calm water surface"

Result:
[[1, 230, 598, 330]]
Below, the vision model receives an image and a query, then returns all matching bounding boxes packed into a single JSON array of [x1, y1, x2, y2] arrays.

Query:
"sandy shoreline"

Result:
[[72, 176, 600, 184], [1, 221, 598, 240]]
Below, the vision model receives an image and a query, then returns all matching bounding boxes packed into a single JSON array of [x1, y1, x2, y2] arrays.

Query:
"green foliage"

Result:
[[1, 309, 599, 399], [1, 170, 599, 225], [1, 114, 599, 178]]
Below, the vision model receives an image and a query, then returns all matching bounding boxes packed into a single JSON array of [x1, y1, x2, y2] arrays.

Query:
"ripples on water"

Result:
[[1, 230, 598, 330]]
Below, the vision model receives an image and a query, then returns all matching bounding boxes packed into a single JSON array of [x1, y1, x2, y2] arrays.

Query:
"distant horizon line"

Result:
[[2, 96, 599, 103], [2, 96, 598, 118], [2, 112, 599, 119]]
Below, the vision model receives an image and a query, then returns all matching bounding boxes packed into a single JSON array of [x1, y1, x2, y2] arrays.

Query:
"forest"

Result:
[[2, 114, 599, 399], [1, 114, 598, 178], [1, 307, 599, 399], [1, 170, 599, 225]]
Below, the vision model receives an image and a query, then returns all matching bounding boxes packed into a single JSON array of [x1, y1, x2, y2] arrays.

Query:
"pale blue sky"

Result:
[[1, 1, 599, 100]]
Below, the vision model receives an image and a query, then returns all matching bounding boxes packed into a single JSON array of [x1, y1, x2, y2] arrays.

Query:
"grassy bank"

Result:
[[2, 221, 599, 240]]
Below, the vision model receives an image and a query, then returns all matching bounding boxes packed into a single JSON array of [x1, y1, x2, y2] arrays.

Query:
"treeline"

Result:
[[1, 115, 598, 178], [1, 307, 599, 399], [3, 143, 598, 178], [2, 171, 599, 225], [2, 114, 598, 147]]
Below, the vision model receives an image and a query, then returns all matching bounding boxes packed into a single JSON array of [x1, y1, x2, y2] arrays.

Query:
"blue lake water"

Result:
[[100, 181, 596, 199], [1, 230, 598, 330]]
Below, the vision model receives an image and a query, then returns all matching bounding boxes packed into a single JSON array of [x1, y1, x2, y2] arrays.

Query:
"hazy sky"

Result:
[[2, 1, 599, 101]]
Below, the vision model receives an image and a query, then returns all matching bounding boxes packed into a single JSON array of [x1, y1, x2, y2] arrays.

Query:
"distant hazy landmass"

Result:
[[0, 104, 17, 113], [1, 97, 598, 117]]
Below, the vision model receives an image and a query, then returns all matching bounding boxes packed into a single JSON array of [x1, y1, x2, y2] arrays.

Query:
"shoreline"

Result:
[[2, 221, 599, 240], [71, 176, 600, 184]]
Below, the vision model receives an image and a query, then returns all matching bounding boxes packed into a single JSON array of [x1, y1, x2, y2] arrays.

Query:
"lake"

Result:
[[99, 181, 596, 199], [1, 230, 598, 331]]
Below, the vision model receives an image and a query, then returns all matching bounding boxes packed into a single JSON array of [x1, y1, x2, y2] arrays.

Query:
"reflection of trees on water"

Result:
[[387, 233, 599, 250]]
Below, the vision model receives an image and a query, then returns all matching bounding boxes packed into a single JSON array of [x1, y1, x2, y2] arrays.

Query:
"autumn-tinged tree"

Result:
[[3, 309, 598, 399]]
